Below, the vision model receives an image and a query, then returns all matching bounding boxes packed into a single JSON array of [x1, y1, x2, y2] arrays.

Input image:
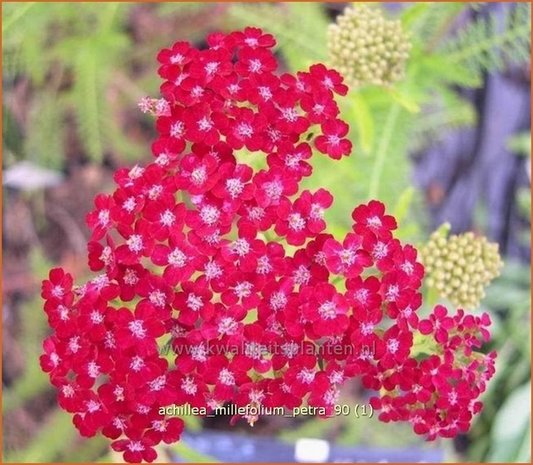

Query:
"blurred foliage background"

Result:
[[2, 2, 531, 463]]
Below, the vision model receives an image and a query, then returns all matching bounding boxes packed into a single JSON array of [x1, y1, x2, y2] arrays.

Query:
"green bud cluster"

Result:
[[420, 226, 504, 309], [327, 4, 411, 88]]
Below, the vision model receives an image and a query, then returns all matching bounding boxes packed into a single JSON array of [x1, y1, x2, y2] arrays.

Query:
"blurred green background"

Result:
[[2, 2, 531, 463]]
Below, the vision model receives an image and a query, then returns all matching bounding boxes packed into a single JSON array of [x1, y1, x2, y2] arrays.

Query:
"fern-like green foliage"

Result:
[[404, 2, 465, 46], [443, 3, 531, 79], [396, 2, 529, 154], [3, 3, 132, 165], [71, 31, 130, 162]]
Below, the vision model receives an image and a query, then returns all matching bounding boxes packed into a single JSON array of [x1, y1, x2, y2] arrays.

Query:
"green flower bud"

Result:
[[420, 226, 504, 309], [327, 4, 411, 88]]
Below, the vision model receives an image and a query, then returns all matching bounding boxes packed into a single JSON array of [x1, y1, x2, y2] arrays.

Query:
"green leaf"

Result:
[[515, 422, 532, 463], [407, 2, 465, 44], [400, 3, 430, 29], [433, 222, 452, 239], [421, 54, 482, 88], [367, 103, 403, 200], [488, 382, 531, 462], [392, 186, 415, 225], [507, 131, 531, 157]]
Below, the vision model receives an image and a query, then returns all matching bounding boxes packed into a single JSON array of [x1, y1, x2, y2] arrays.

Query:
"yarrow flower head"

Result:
[[420, 223, 504, 309], [327, 5, 411, 88], [41, 28, 495, 463]]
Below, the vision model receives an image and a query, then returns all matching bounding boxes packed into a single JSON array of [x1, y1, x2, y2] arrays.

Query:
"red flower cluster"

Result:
[[369, 305, 496, 439], [41, 28, 495, 463]]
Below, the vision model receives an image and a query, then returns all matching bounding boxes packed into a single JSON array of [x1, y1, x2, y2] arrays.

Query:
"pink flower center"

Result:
[[225, 178, 244, 198], [186, 293, 203, 311], [248, 59, 262, 73], [269, 291, 287, 310], [199, 205, 220, 226], [129, 320, 147, 339], [170, 121, 185, 138], [387, 338, 400, 354], [218, 368, 235, 386], [191, 166, 207, 185], [197, 116, 214, 132], [218, 317, 238, 335], [318, 300, 337, 320], [231, 238, 251, 256], [181, 377, 198, 395], [127, 234, 143, 253], [288, 213, 306, 231], [297, 368, 315, 384], [168, 248, 187, 267]]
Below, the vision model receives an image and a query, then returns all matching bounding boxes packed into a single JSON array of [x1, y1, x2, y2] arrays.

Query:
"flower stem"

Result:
[[368, 103, 400, 200]]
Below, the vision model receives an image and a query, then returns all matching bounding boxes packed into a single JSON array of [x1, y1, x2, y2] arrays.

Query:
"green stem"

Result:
[[368, 104, 400, 200]]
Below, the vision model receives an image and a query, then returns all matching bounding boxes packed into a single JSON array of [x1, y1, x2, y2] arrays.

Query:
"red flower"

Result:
[[376, 325, 413, 369], [274, 198, 310, 246], [284, 354, 320, 397], [231, 27, 276, 49], [232, 323, 272, 373], [308, 63, 349, 96], [140, 414, 185, 445], [254, 168, 298, 208], [267, 142, 312, 182], [111, 433, 157, 463], [346, 275, 382, 313], [115, 220, 155, 265], [323, 233, 372, 277], [225, 107, 267, 151], [419, 305, 455, 343], [116, 264, 147, 301], [157, 40, 196, 72], [86, 194, 115, 240], [155, 105, 187, 153], [42, 268, 74, 304], [113, 304, 166, 356], [235, 47, 277, 77], [151, 232, 203, 285], [300, 90, 340, 124], [186, 105, 227, 146], [245, 72, 280, 105], [176, 152, 220, 195], [211, 163, 255, 206], [314, 119, 352, 159], [173, 280, 214, 326], [202, 355, 251, 401], [352, 200, 397, 239], [302, 283, 349, 337], [270, 90, 310, 135]]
